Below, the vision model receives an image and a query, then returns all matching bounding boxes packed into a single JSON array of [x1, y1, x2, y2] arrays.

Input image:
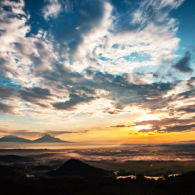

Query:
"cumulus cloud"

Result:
[[0, 0, 30, 79]]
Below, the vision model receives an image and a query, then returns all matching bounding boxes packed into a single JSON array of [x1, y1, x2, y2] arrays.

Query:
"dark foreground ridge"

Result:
[[0, 155, 33, 163], [0, 158, 195, 194]]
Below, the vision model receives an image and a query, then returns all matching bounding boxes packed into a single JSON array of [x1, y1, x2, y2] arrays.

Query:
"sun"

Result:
[[136, 114, 157, 122], [135, 124, 152, 131]]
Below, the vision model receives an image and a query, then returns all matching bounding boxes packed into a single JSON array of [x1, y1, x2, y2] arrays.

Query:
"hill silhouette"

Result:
[[49, 159, 114, 178]]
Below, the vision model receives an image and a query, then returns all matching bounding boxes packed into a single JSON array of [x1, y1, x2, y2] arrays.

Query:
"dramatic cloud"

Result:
[[162, 124, 195, 132], [177, 105, 195, 113], [53, 93, 94, 110], [0, 85, 17, 99], [112, 115, 195, 134], [19, 87, 52, 106], [0, 0, 194, 140], [43, 0, 106, 59], [0, 102, 15, 114], [135, 117, 195, 133], [173, 51, 193, 73]]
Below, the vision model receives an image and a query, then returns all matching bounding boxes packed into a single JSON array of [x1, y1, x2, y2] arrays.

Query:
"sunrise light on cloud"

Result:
[[1, 2, 195, 194], [0, 0, 194, 144]]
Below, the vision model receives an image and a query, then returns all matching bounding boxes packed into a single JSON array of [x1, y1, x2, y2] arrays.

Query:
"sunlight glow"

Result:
[[135, 125, 152, 131]]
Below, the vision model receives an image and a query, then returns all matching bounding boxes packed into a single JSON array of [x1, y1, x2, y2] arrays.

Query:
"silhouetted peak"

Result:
[[50, 158, 114, 178], [60, 159, 90, 169], [64, 159, 86, 166], [33, 134, 68, 143], [42, 134, 52, 138]]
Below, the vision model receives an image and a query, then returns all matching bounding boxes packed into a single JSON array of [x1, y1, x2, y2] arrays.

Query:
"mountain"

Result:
[[33, 134, 69, 143], [49, 158, 114, 177], [0, 135, 32, 143], [0, 134, 69, 143]]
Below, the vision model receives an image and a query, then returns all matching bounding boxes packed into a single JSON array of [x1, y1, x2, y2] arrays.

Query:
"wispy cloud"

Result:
[[42, 0, 62, 20]]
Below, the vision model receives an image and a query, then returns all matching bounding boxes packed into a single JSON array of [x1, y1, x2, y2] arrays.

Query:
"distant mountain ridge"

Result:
[[0, 135, 32, 143], [33, 134, 69, 143], [0, 134, 69, 143]]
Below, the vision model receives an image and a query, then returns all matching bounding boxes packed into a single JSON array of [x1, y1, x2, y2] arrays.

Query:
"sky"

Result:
[[0, 0, 194, 144]]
